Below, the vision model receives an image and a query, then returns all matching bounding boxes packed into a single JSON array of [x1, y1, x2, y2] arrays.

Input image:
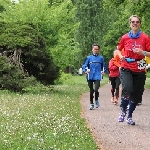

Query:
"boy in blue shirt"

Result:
[[82, 43, 106, 110]]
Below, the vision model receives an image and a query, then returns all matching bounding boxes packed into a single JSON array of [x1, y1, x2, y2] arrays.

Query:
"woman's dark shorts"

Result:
[[120, 68, 146, 103]]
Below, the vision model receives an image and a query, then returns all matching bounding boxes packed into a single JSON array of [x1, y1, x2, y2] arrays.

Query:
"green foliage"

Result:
[[54, 72, 72, 84], [106, 0, 126, 7], [146, 71, 150, 78], [0, 0, 11, 14], [102, 15, 129, 63], [0, 56, 26, 92], [0, 22, 41, 49], [74, 0, 103, 66], [145, 75, 150, 89], [1, 0, 78, 70], [134, 0, 150, 35], [0, 21, 60, 86], [0, 0, 67, 87], [23, 80, 54, 94], [0, 0, 78, 87], [62, 74, 87, 85], [0, 56, 40, 92], [49, 0, 80, 70]]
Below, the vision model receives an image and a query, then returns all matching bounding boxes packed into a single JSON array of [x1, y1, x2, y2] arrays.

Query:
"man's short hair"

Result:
[[92, 43, 100, 49]]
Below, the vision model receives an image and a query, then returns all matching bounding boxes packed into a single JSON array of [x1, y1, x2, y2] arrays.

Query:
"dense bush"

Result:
[[54, 72, 72, 84], [0, 21, 60, 90], [0, 56, 27, 92]]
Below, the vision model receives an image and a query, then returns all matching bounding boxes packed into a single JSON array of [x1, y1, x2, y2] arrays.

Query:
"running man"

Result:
[[82, 43, 106, 110]]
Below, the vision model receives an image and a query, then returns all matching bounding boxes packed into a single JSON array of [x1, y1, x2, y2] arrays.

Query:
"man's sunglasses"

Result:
[[130, 21, 140, 24]]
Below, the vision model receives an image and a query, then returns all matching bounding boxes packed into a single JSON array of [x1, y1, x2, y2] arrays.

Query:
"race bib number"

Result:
[[137, 59, 146, 70]]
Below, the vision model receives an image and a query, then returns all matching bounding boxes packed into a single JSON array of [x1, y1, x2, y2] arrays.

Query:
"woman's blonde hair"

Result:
[[129, 15, 141, 23]]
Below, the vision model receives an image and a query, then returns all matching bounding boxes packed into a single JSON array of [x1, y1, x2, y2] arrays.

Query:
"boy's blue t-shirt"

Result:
[[82, 54, 106, 80]]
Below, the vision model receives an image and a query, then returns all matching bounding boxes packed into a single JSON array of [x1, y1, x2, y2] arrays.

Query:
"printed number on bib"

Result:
[[137, 59, 146, 70]]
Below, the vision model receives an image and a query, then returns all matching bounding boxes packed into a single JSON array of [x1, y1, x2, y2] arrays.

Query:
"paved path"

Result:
[[81, 83, 150, 150]]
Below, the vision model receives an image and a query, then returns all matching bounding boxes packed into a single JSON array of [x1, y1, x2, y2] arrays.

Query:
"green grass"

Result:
[[145, 72, 150, 88], [146, 71, 150, 78], [0, 75, 108, 150], [145, 77, 150, 88]]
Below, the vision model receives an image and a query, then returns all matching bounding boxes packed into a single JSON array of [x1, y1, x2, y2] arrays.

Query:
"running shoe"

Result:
[[137, 102, 142, 106], [89, 104, 94, 110], [126, 117, 135, 125], [118, 112, 126, 122], [95, 100, 100, 108]]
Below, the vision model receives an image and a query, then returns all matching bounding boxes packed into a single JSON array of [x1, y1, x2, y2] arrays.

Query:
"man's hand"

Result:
[[86, 69, 90, 74], [115, 49, 125, 61], [101, 71, 105, 75], [133, 48, 143, 55], [120, 55, 125, 61]]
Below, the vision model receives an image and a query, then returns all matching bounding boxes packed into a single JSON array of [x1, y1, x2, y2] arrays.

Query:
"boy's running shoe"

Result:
[[89, 104, 94, 110], [118, 112, 126, 122], [126, 117, 135, 125], [95, 100, 100, 108], [137, 102, 142, 106]]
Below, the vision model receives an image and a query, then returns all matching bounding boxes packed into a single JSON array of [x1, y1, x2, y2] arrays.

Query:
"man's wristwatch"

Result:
[[143, 51, 147, 56]]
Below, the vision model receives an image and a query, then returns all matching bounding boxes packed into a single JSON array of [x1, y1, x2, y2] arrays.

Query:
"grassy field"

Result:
[[145, 72, 150, 88], [0, 74, 108, 150]]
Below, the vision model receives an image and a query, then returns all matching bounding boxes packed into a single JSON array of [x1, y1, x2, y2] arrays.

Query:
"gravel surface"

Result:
[[81, 83, 150, 150]]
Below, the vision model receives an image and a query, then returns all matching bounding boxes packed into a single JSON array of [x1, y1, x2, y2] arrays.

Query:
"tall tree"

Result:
[[48, 0, 80, 71], [74, 0, 104, 66], [0, 0, 77, 89]]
